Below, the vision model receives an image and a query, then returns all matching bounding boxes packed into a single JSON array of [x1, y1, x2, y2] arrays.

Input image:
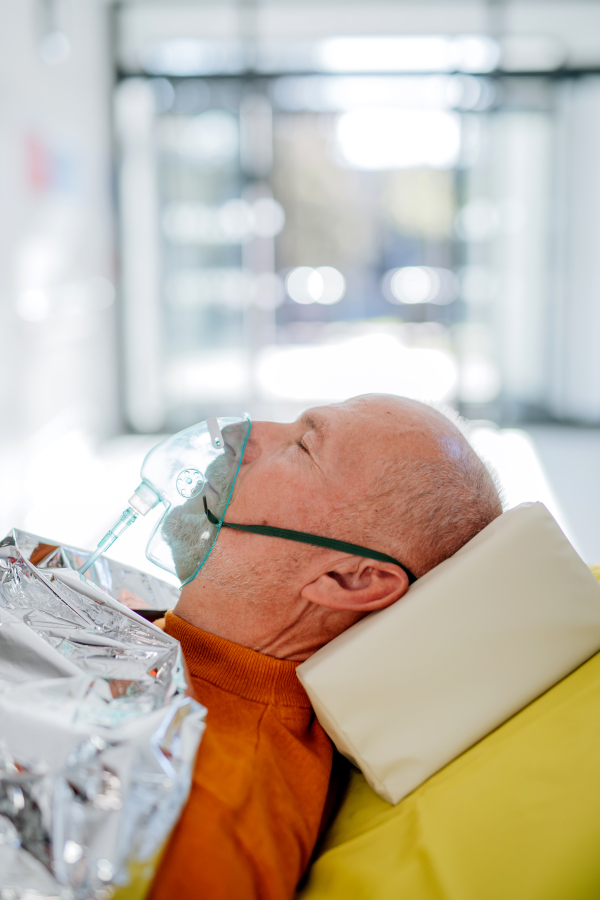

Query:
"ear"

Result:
[[300, 558, 410, 613]]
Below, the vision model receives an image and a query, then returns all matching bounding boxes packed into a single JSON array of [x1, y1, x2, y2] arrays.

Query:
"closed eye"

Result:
[[297, 439, 310, 455]]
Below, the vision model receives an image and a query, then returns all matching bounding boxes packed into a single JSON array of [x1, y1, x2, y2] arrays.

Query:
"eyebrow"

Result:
[[302, 412, 328, 451]]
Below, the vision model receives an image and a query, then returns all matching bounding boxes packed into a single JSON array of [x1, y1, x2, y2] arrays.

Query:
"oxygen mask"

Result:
[[80, 412, 417, 589], [79, 416, 251, 585]]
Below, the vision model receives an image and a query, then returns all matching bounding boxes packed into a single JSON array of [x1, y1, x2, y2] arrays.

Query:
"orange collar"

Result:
[[165, 612, 312, 708]]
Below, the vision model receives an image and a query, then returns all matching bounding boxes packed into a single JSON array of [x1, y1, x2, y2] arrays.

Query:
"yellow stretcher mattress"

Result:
[[299, 594, 600, 898]]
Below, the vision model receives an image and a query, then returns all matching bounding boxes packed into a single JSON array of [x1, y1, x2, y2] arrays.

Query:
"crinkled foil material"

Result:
[[0, 529, 206, 900]]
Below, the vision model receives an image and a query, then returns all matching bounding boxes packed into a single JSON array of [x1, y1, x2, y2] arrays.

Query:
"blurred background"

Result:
[[2, 0, 600, 578]]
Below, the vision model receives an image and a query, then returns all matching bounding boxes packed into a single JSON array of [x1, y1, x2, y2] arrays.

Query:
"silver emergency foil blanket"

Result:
[[11, 530, 181, 612], [0, 529, 206, 900]]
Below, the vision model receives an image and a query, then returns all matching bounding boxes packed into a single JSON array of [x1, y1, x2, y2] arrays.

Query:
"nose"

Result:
[[220, 421, 252, 461], [238, 420, 293, 464]]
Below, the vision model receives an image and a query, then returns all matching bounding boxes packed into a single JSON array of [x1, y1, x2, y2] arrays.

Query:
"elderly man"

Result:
[[149, 394, 502, 900]]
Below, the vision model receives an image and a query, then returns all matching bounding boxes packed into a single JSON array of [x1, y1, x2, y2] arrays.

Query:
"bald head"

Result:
[[175, 394, 503, 660], [333, 395, 502, 577]]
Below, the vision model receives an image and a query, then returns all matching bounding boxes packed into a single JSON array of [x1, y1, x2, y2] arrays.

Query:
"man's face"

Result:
[[193, 397, 393, 599], [166, 395, 454, 585], [176, 395, 466, 652], [225, 398, 369, 534], [225, 394, 447, 534], [163, 398, 377, 584]]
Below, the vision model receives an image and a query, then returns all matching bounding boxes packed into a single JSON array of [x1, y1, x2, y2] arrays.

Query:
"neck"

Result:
[[173, 580, 363, 662]]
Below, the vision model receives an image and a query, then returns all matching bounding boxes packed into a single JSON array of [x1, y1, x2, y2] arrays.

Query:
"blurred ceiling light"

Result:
[[392, 267, 438, 304], [317, 36, 499, 74], [39, 31, 71, 65], [256, 333, 458, 403], [139, 36, 506, 80], [316, 267, 346, 304], [336, 109, 460, 170], [383, 266, 459, 306], [455, 36, 500, 73], [17, 289, 51, 322], [319, 36, 452, 72], [286, 266, 345, 305], [141, 39, 244, 77], [286, 267, 320, 304]]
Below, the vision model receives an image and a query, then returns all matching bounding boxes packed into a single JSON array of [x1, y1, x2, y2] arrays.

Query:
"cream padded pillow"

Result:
[[297, 502, 600, 804]]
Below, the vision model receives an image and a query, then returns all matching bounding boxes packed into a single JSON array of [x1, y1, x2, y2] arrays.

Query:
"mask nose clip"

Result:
[[207, 418, 224, 450]]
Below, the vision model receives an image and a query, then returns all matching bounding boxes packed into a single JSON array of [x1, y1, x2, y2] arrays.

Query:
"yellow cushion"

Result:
[[299, 572, 600, 900]]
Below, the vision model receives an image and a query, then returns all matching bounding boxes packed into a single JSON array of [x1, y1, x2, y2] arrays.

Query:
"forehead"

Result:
[[302, 396, 401, 428], [300, 398, 395, 453], [300, 399, 358, 434], [301, 396, 451, 458]]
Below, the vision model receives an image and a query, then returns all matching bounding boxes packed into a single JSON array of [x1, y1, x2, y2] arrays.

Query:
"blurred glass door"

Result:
[[116, 70, 559, 430]]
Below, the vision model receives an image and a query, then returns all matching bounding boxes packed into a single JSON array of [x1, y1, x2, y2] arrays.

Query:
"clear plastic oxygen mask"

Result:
[[79, 416, 251, 585], [80, 412, 418, 588]]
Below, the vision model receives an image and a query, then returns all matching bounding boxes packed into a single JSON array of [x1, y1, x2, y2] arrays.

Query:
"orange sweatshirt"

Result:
[[148, 612, 334, 900]]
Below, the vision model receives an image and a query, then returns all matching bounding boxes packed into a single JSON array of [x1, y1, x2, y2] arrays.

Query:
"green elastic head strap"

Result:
[[203, 497, 417, 585]]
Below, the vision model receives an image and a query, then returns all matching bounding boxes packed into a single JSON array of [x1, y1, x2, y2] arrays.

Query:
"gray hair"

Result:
[[335, 406, 504, 577]]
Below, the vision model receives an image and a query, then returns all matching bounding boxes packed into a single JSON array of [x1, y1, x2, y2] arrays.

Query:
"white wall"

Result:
[[550, 77, 600, 422], [0, 0, 117, 539], [492, 112, 553, 410]]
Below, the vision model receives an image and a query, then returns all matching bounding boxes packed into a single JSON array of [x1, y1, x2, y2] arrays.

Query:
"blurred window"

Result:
[[116, 59, 555, 429]]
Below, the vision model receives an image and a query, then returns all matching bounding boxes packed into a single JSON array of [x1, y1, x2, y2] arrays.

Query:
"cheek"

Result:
[[213, 526, 309, 576], [204, 527, 290, 585], [228, 455, 300, 522]]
